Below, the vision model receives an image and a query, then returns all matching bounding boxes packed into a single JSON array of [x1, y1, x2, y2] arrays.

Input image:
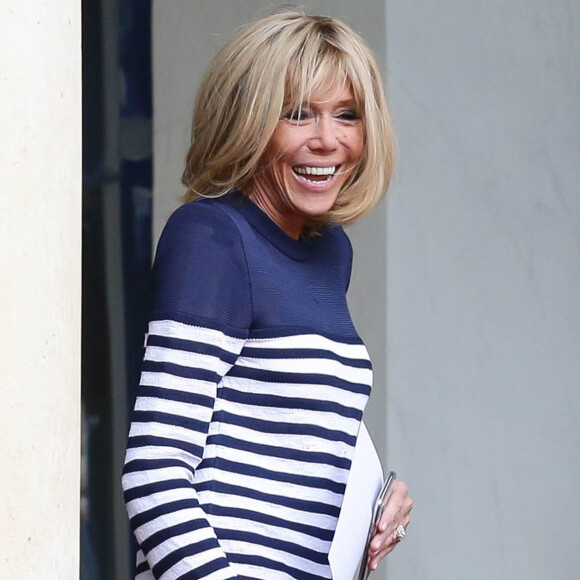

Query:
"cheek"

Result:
[[265, 135, 301, 174], [262, 152, 294, 194], [344, 129, 364, 162]]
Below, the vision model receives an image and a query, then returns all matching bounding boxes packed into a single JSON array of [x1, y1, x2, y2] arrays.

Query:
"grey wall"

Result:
[[152, 1, 580, 579], [385, 1, 580, 579]]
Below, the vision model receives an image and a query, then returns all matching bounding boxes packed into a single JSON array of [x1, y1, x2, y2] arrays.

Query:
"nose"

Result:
[[308, 115, 339, 152]]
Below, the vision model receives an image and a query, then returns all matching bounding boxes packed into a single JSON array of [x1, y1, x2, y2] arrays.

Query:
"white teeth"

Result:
[[294, 166, 337, 176]]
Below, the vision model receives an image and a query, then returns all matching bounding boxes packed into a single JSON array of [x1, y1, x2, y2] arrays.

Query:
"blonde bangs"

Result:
[[284, 36, 351, 109]]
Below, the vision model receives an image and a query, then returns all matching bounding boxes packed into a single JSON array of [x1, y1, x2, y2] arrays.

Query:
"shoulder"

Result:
[[160, 197, 243, 247], [320, 225, 354, 291], [328, 225, 353, 257], [317, 224, 353, 264], [152, 198, 252, 329]]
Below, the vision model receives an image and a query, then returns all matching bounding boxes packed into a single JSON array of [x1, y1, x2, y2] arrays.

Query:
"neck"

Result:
[[244, 185, 304, 240]]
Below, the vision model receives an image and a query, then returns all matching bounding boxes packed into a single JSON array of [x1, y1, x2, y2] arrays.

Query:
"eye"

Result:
[[283, 107, 312, 123], [336, 109, 360, 122]]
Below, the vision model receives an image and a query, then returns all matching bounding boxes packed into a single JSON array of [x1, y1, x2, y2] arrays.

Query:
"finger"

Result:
[[380, 490, 413, 537], [370, 525, 407, 567], [368, 541, 397, 571], [377, 481, 409, 533], [369, 520, 404, 555], [369, 528, 391, 553], [369, 506, 413, 559]]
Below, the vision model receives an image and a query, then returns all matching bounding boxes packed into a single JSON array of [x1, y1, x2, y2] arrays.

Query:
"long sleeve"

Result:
[[122, 202, 252, 580]]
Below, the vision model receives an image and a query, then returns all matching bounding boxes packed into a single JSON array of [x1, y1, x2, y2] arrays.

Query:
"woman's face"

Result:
[[247, 82, 364, 239]]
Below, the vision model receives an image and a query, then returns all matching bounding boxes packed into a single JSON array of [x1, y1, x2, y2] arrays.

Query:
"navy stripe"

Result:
[[152, 538, 224, 577], [178, 558, 234, 580], [213, 410, 356, 446], [131, 410, 209, 435], [196, 480, 340, 518], [135, 560, 149, 575], [229, 553, 328, 580], [130, 498, 202, 529], [123, 457, 193, 475], [135, 385, 214, 409], [199, 457, 345, 494], [246, 325, 363, 344], [220, 387, 362, 420], [240, 346, 372, 369], [127, 435, 204, 461], [204, 504, 334, 542], [216, 528, 327, 564], [142, 360, 220, 383], [147, 333, 239, 365], [206, 434, 351, 469], [228, 365, 371, 395]]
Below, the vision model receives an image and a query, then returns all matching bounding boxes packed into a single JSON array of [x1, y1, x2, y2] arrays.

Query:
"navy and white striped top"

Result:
[[123, 191, 373, 580]]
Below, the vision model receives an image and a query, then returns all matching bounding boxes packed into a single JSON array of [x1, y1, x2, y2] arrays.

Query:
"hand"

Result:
[[366, 480, 413, 571]]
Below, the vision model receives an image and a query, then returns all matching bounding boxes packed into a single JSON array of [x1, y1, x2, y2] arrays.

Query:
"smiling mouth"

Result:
[[293, 165, 338, 183]]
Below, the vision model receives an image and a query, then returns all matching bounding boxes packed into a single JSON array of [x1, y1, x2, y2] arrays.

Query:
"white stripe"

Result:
[[200, 566, 238, 580], [122, 465, 193, 491], [217, 398, 360, 437], [213, 422, 354, 457], [202, 442, 350, 481], [140, 371, 215, 394], [145, 345, 233, 376], [246, 334, 368, 360], [232, 563, 296, 580], [124, 445, 199, 468], [194, 466, 343, 507], [220, 375, 368, 410], [198, 489, 338, 531], [126, 487, 195, 518], [208, 514, 332, 554], [236, 355, 371, 385], [129, 421, 208, 449], [149, 319, 245, 353]]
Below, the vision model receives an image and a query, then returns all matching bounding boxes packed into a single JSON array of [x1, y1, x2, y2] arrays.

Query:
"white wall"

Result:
[[385, 1, 580, 578], [0, 2, 81, 579]]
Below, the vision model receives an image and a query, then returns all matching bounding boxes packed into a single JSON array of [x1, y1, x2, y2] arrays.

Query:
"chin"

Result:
[[293, 196, 338, 219]]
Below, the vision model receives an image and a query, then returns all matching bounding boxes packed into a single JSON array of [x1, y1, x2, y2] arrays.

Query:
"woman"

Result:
[[123, 12, 412, 580]]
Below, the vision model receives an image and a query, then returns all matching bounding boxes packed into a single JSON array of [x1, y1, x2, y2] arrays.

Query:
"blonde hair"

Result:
[[182, 12, 395, 228]]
